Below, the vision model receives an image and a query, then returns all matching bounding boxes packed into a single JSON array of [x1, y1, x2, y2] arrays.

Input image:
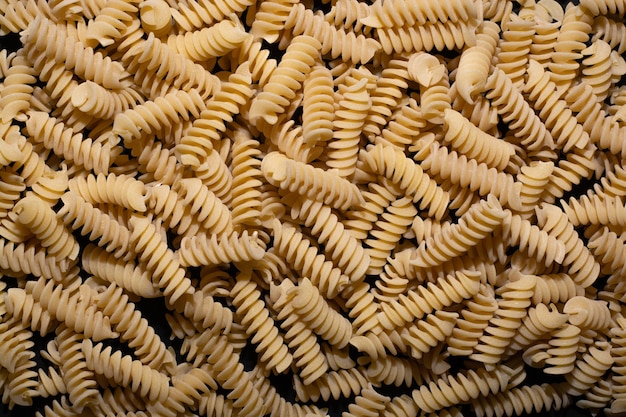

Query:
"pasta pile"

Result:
[[2, 0, 626, 415]]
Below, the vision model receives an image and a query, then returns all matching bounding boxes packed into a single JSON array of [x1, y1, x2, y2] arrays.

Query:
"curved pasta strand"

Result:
[[301, 65, 334, 146], [400, 310, 458, 360], [177, 230, 266, 267], [71, 80, 143, 120], [587, 227, 626, 276], [455, 21, 499, 103], [169, 0, 255, 32], [293, 367, 369, 402], [363, 59, 408, 138], [358, 143, 449, 219], [0, 53, 36, 123], [561, 194, 626, 227], [68, 172, 147, 212], [563, 296, 612, 331], [230, 128, 263, 228], [176, 178, 234, 236], [496, 14, 534, 89], [473, 383, 572, 417], [361, 0, 478, 28], [166, 18, 248, 61], [565, 345, 614, 396]]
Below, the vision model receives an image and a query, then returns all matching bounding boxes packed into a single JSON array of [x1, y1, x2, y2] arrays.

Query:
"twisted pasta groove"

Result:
[[580, 0, 626, 19], [375, 19, 478, 54], [231, 270, 293, 373], [447, 284, 498, 357], [22, 16, 130, 89], [540, 323, 580, 375], [411, 196, 506, 268], [592, 15, 626, 54], [27, 166, 69, 207], [580, 40, 616, 102], [506, 302, 568, 356], [532, 273, 583, 305], [561, 194, 626, 227], [587, 227, 626, 276], [271, 281, 328, 384], [0, 53, 36, 123], [56, 326, 99, 411], [563, 296, 612, 331], [443, 109, 515, 171], [484, 68, 553, 152], [363, 59, 408, 138], [170, 0, 254, 32], [523, 60, 590, 152], [455, 21, 499, 103], [249, 35, 320, 125], [301, 65, 334, 146], [470, 275, 535, 365], [81, 339, 170, 402], [262, 152, 364, 211], [68, 172, 147, 212], [0, 318, 34, 373], [25, 111, 111, 174], [343, 384, 389, 417], [230, 129, 263, 228], [516, 161, 555, 218], [294, 367, 369, 402], [400, 310, 458, 359], [378, 98, 426, 150], [166, 18, 248, 61], [344, 180, 402, 240], [95, 284, 174, 370], [271, 220, 349, 299], [71, 80, 143, 120], [82, 245, 157, 297], [565, 345, 614, 396], [85, 0, 138, 47], [176, 290, 234, 334], [14, 195, 78, 261], [496, 15, 534, 90], [325, 0, 371, 34], [412, 365, 511, 413], [500, 211, 566, 266], [37, 366, 67, 398], [284, 4, 381, 64], [473, 383, 572, 417], [176, 178, 234, 236], [125, 136, 184, 186], [536, 203, 600, 288], [58, 193, 132, 259], [0, 239, 70, 281], [358, 143, 449, 219], [5, 288, 55, 335], [289, 198, 370, 282], [176, 64, 253, 168], [0, 136, 22, 167], [376, 270, 481, 332], [129, 216, 192, 304], [113, 88, 206, 143], [362, 0, 478, 28], [177, 230, 266, 267]]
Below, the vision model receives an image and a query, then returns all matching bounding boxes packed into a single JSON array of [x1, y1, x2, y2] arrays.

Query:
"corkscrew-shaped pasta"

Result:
[[473, 383, 572, 417], [56, 326, 99, 411], [411, 365, 511, 413], [447, 284, 498, 357], [325, 0, 371, 34], [506, 302, 568, 356], [271, 281, 328, 385], [563, 296, 612, 331], [231, 270, 293, 373], [174, 290, 234, 335], [523, 60, 590, 152], [129, 216, 192, 304], [294, 367, 369, 402], [377, 270, 481, 332], [455, 21, 499, 103], [361, 0, 478, 28], [364, 196, 416, 275], [580, 40, 615, 102], [124, 136, 184, 186], [542, 145, 597, 203], [535, 203, 600, 288], [81, 245, 157, 297], [175, 65, 253, 168], [289, 197, 370, 282], [587, 227, 626, 276], [375, 18, 478, 54], [113, 88, 206, 143], [145, 184, 192, 235], [25, 111, 111, 174], [565, 344, 614, 396], [343, 384, 389, 417], [592, 15, 626, 54], [29, 278, 117, 341], [0, 53, 36, 123], [5, 287, 55, 335], [561, 194, 626, 227], [177, 230, 266, 267], [176, 178, 234, 236], [484, 68, 553, 152], [271, 220, 349, 299], [301, 65, 334, 146], [229, 129, 262, 228], [122, 32, 218, 100], [516, 161, 555, 218], [0, 239, 71, 281], [580, 0, 626, 18], [81, 340, 170, 402], [470, 274, 536, 365], [37, 366, 66, 398], [496, 14, 534, 90], [169, 0, 254, 32], [532, 273, 583, 305], [411, 196, 506, 268], [288, 278, 353, 348], [363, 59, 408, 138], [327, 77, 370, 177], [194, 149, 234, 205], [500, 211, 566, 266], [249, 0, 298, 43], [284, 4, 381, 64], [249, 35, 320, 125], [443, 109, 515, 171], [58, 193, 132, 259], [166, 18, 248, 61], [401, 310, 458, 359], [26, 165, 68, 207], [94, 283, 174, 370], [358, 143, 449, 219], [13, 195, 78, 261], [22, 16, 130, 89], [262, 152, 364, 211], [541, 323, 580, 375], [68, 172, 147, 212], [0, 171, 23, 217], [71, 80, 143, 120], [0, 137, 22, 167], [0, 318, 34, 373], [84, 0, 138, 47]]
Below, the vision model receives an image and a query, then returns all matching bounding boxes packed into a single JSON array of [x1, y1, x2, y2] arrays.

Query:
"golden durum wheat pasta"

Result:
[[2, 0, 626, 416]]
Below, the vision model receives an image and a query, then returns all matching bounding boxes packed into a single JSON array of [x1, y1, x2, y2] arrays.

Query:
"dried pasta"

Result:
[[1, 1, 626, 416]]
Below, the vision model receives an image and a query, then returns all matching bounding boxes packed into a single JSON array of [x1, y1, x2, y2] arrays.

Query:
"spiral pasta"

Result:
[[361, 0, 478, 28], [68, 172, 146, 212], [0, 53, 36, 123], [166, 18, 248, 62], [473, 383, 572, 417], [561, 194, 626, 227], [177, 230, 266, 267]]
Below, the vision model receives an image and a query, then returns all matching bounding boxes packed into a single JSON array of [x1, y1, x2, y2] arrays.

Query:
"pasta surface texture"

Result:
[[0, 0, 626, 416]]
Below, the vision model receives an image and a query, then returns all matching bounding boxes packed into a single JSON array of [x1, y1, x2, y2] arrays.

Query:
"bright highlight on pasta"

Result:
[[1, 0, 626, 416]]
